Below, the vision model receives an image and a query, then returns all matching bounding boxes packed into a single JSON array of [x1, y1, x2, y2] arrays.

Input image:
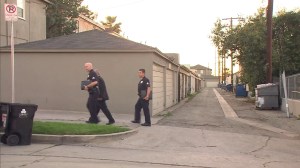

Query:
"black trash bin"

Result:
[[0, 103, 38, 146]]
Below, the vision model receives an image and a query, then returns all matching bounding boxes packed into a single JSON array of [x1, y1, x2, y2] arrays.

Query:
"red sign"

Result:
[[4, 4, 18, 21]]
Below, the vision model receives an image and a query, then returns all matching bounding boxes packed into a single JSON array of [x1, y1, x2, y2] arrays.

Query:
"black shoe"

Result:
[[106, 121, 115, 125], [85, 120, 99, 124], [131, 120, 140, 124], [141, 123, 151, 126]]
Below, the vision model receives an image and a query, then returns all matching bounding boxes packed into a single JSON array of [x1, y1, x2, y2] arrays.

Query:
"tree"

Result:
[[211, 9, 267, 92], [210, 19, 228, 82], [234, 10, 268, 91], [273, 10, 300, 76], [78, 5, 97, 20], [211, 8, 300, 93], [101, 16, 122, 34], [46, 0, 96, 38]]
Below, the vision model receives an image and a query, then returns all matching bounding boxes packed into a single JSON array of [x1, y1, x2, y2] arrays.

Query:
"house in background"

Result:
[[190, 64, 212, 77], [190, 64, 219, 88], [76, 14, 105, 33], [0, 0, 104, 48], [0, 0, 50, 47]]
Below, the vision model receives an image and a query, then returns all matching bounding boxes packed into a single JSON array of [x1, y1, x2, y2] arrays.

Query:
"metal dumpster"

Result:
[[255, 84, 279, 110]]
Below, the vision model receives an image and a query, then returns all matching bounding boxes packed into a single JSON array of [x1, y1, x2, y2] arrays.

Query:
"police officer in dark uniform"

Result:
[[84, 62, 100, 124], [94, 69, 115, 125], [131, 69, 151, 126]]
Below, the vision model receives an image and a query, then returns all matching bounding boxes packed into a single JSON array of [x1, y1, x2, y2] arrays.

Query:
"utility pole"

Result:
[[223, 48, 226, 83], [266, 0, 274, 83], [222, 17, 241, 85], [221, 49, 223, 83], [218, 49, 221, 84], [215, 47, 217, 76]]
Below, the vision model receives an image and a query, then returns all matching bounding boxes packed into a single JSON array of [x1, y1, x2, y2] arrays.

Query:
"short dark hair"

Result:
[[139, 69, 145, 73]]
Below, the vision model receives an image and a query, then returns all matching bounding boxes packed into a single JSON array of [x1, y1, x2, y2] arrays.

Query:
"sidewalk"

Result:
[[216, 88, 300, 136], [34, 97, 189, 126], [30, 109, 165, 144], [27, 98, 187, 144]]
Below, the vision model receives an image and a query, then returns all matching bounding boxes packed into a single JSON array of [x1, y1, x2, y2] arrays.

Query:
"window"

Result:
[[17, 0, 25, 19]]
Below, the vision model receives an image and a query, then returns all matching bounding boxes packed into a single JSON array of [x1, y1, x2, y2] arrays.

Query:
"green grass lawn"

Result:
[[32, 121, 130, 135]]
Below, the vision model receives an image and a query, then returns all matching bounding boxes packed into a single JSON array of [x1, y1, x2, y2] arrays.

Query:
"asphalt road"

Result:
[[1, 88, 300, 168]]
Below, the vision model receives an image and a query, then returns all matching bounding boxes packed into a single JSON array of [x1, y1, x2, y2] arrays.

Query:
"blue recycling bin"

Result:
[[236, 84, 248, 97]]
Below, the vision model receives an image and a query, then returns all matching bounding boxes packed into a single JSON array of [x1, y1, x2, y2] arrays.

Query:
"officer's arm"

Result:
[[144, 87, 151, 100], [84, 81, 98, 90], [87, 81, 98, 88]]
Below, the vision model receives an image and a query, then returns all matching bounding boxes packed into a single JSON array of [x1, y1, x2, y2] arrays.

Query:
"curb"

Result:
[[31, 129, 138, 145], [1, 129, 138, 145]]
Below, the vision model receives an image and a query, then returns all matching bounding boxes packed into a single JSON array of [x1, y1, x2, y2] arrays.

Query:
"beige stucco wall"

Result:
[[0, 0, 47, 47], [281, 98, 300, 117], [288, 99, 300, 117], [0, 51, 154, 114]]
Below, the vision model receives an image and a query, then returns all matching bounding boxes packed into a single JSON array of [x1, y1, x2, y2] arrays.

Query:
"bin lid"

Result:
[[257, 83, 277, 88]]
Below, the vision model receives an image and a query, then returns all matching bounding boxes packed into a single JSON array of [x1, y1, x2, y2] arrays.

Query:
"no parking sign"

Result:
[[4, 4, 18, 21], [4, 4, 18, 103]]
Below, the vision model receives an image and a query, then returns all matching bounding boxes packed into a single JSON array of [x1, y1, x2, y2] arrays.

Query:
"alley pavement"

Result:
[[159, 88, 300, 139], [1, 87, 300, 168], [216, 88, 300, 138], [5, 86, 298, 144]]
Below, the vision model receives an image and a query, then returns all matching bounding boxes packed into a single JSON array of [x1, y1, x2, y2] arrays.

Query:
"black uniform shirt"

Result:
[[87, 69, 98, 93], [138, 77, 150, 95], [97, 75, 109, 100]]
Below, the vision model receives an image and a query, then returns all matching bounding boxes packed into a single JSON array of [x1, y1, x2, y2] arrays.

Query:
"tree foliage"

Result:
[[101, 16, 122, 34], [211, 8, 300, 92], [273, 10, 300, 76], [78, 5, 97, 20], [46, 0, 96, 38]]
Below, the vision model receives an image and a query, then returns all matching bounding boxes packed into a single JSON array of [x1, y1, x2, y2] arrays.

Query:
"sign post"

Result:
[[282, 71, 290, 118], [5, 4, 18, 103]]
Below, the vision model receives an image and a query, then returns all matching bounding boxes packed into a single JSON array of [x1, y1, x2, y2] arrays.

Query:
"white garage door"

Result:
[[166, 69, 174, 108], [152, 64, 164, 115], [206, 81, 218, 88]]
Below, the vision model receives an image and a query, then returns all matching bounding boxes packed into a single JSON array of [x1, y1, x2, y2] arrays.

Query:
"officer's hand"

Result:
[[144, 96, 149, 100], [84, 86, 88, 91]]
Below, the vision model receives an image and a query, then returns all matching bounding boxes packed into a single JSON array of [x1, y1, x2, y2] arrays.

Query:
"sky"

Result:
[[82, 0, 299, 75]]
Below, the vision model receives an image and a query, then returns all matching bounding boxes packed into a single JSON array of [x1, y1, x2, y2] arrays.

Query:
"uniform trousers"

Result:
[[86, 92, 100, 123], [97, 100, 115, 122], [134, 98, 151, 124]]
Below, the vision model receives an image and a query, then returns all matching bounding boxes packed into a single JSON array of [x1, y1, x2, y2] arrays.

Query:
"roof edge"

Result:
[[0, 49, 157, 53], [0, 48, 180, 66], [43, 0, 52, 4]]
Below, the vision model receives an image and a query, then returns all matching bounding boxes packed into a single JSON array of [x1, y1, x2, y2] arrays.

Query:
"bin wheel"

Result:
[[7, 134, 19, 146], [1, 134, 8, 144]]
